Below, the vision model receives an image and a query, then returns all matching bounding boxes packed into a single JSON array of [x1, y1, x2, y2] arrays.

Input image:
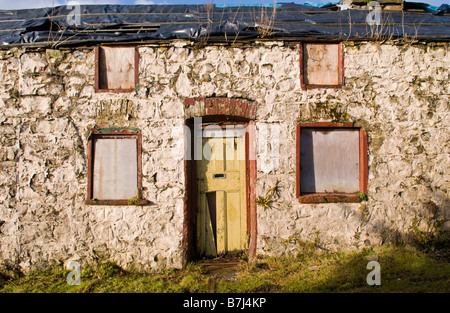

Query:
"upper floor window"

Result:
[[300, 43, 344, 90], [95, 46, 139, 93]]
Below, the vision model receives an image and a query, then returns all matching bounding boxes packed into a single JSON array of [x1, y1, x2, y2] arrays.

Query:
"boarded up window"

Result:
[[95, 46, 138, 92], [296, 123, 368, 203], [86, 129, 147, 205], [300, 43, 344, 89], [300, 128, 359, 193], [93, 138, 137, 200]]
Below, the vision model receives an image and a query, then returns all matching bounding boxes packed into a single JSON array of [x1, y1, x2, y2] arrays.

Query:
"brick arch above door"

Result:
[[184, 97, 258, 120]]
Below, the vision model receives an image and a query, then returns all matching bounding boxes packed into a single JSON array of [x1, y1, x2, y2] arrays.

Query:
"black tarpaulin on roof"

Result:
[[0, 2, 449, 47]]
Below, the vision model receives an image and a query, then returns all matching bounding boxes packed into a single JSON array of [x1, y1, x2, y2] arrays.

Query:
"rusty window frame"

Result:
[[94, 45, 139, 93], [299, 42, 344, 90], [86, 128, 148, 205], [296, 122, 368, 203]]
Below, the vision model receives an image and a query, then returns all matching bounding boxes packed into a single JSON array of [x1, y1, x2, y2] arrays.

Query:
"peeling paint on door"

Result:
[[196, 129, 247, 257]]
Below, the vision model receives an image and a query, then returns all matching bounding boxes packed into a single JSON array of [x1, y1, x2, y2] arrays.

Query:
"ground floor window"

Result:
[[86, 128, 147, 205], [296, 122, 367, 203]]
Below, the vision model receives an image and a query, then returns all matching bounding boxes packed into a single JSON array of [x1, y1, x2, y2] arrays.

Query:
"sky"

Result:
[[0, 0, 447, 10]]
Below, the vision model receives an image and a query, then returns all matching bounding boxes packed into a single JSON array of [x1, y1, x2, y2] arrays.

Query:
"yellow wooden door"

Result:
[[196, 132, 247, 257]]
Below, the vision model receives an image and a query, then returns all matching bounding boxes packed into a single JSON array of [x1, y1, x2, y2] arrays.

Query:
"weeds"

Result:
[[1, 246, 448, 293], [409, 201, 449, 253], [197, 0, 215, 45], [256, 181, 280, 209], [97, 262, 124, 278], [267, 181, 280, 198], [250, 1, 277, 39], [196, 0, 278, 44], [255, 194, 274, 209], [357, 192, 368, 201], [410, 217, 449, 251], [127, 189, 142, 205], [364, 11, 422, 44]]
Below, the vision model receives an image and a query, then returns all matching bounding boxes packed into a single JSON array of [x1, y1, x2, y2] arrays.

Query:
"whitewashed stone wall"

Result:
[[0, 41, 448, 273]]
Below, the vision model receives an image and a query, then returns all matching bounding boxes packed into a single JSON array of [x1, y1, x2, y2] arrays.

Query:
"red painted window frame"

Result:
[[296, 122, 368, 203], [299, 42, 345, 90], [94, 45, 139, 93], [85, 128, 148, 205]]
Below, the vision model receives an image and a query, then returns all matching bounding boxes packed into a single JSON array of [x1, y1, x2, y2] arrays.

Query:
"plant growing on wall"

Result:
[[357, 192, 368, 201], [409, 202, 449, 251], [197, 1, 215, 45], [256, 194, 273, 209], [250, 1, 277, 38], [128, 189, 142, 205], [256, 181, 280, 209]]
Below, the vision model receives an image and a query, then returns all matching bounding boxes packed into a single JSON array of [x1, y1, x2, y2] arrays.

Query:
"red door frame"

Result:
[[183, 118, 257, 262]]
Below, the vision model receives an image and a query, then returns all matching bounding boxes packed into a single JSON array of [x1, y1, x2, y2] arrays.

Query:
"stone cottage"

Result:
[[0, 2, 449, 273]]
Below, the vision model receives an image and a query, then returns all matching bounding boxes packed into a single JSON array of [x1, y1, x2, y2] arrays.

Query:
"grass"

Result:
[[1, 245, 448, 293]]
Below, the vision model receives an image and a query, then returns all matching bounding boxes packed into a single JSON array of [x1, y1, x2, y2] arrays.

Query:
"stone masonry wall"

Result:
[[0, 41, 448, 273]]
